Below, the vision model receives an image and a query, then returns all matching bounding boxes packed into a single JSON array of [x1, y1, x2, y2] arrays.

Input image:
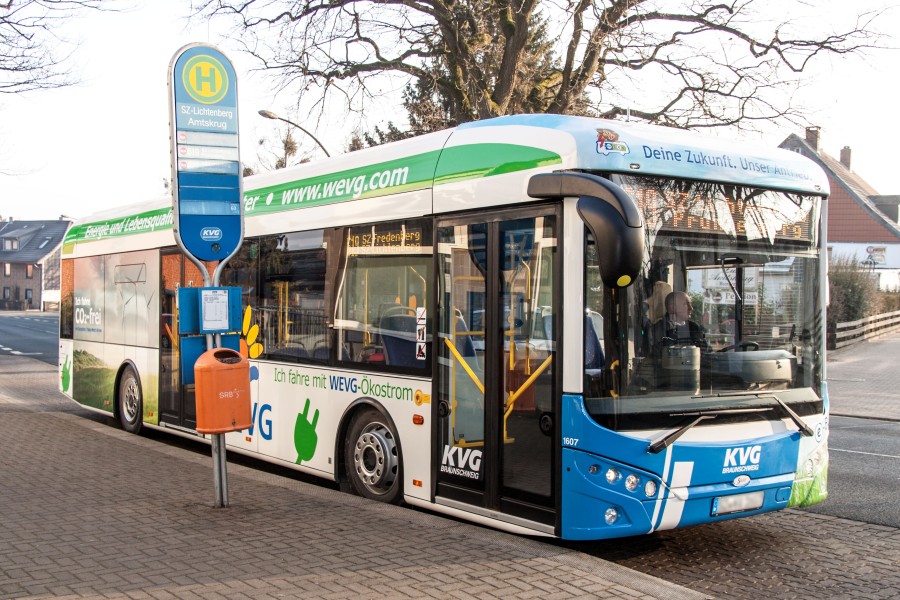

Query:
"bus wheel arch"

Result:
[[338, 399, 404, 504], [115, 361, 143, 434]]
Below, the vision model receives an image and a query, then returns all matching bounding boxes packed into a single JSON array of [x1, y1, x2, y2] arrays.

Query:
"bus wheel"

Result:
[[345, 408, 401, 504], [118, 366, 142, 434]]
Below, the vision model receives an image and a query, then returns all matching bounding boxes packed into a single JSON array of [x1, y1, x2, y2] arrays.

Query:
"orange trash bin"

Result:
[[194, 348, 252, 434]]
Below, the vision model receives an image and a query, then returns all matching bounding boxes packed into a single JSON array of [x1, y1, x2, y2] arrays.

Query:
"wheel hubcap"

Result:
[[123, 379, 139, 422], [352, 422, 397, 495]]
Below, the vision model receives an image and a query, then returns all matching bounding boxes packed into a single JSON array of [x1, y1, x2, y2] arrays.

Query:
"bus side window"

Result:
[[334, 219, 432, 371], [242, 231, 328, 363]]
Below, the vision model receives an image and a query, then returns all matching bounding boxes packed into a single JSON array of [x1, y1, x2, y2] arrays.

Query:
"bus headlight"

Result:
[[645, 480, 658, 498], [606, 468, 620, 484], [604, 507, 619, 525], [625, 474, 640, 491]]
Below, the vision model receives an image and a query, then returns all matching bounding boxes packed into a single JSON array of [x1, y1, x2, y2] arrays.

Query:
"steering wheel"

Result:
[[717, 341, 760, 353]]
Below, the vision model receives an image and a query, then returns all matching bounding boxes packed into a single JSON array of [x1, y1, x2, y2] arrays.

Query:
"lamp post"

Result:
[[258, 110, 331, 157]]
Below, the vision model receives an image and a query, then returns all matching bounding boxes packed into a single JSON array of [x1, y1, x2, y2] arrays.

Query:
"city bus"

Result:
[[58, 114, 829, 540]]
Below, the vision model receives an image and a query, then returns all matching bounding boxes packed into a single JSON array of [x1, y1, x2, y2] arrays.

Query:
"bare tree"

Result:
[[195, 0, 881, 132], [253, 126, 314, 170], [1, 0, 108, 94]]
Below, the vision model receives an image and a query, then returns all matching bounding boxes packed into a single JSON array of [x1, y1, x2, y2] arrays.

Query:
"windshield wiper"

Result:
[[765, 394, 814, 437], [647, 407, 769, 454], [693, 391, 815, 437], [646, 391, 816, 454]]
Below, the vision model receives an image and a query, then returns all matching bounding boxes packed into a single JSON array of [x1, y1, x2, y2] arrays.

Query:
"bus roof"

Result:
[[64, 114, 827, 250], [456, 115, 828, 194]]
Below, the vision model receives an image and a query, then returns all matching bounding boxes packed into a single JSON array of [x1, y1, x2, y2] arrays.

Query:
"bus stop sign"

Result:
[[168, 44, 242, 263]]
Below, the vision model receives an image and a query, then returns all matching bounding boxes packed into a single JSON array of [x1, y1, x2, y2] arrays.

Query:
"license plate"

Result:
[[712, 491, 764, 516]]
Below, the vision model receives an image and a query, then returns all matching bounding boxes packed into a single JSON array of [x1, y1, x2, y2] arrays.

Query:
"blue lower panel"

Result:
[[561, 447, 795, 540], [559, 393, 800, 540]]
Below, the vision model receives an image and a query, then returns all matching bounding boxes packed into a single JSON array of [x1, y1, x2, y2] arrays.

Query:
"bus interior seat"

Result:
[[381, 314, 419, 367], [378, 302, 412, 323], [585, 315, 604, 374]]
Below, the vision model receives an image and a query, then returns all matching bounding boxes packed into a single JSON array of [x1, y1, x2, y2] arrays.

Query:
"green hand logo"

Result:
[[294, 398, 320, 464], [61, 355, 71, 393]]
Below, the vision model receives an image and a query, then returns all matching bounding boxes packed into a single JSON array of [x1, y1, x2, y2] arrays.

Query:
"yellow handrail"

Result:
[[506, 354, 552, 408], [503, 354, 552, 443], [443, 338, 484, 394]]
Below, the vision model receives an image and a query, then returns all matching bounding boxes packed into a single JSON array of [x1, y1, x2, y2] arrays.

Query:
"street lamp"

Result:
[[258, 110, 331, 157]]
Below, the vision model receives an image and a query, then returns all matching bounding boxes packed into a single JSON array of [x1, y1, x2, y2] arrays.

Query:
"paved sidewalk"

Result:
[[828, 331, 900, 421], [0, 355, 707, 600]]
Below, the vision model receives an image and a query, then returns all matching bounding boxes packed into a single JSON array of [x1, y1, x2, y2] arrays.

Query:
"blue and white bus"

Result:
[[59, 114, 829, 539]]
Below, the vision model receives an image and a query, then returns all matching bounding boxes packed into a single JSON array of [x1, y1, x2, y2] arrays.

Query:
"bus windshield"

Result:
[[584, 174, 824, 432]]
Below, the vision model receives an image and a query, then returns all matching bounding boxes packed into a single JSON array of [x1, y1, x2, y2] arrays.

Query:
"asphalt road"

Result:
[[805, 415, 900, 528], [0, 311, 58, 365]]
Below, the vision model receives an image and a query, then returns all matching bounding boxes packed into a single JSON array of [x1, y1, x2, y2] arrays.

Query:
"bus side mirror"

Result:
[[528, 172, 644, 288]]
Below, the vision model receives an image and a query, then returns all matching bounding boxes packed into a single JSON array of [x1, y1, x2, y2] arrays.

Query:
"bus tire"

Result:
[[118, 366, 142, 434], [344, 407, 402, 504]]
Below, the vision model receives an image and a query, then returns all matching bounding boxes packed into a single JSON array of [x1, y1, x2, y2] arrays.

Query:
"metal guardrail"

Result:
[[830, 309, 900, 350]]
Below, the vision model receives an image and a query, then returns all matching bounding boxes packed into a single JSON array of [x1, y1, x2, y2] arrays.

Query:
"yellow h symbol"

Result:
[[193, 64, 219, 94], [182, 55, 229, 104]]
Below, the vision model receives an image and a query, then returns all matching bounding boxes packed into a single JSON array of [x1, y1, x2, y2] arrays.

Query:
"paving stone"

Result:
[[0, 354, 706, 600]]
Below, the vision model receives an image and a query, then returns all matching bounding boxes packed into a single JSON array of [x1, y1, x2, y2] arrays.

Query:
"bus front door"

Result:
[[436, 208, 559, 530]]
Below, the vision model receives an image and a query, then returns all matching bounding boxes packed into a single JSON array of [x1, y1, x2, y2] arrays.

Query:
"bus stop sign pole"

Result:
[[168, 43, 245, 508]]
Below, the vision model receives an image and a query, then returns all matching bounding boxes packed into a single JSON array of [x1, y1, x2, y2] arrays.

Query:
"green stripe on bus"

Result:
[[242, 150, 443, 216], [64, 207, 174, 246], [433, 143, 561, 185], [243, 143, 561, 216], [64, 143, 561, 244]]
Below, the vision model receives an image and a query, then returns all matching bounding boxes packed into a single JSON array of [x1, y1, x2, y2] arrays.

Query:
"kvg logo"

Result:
[[200, 227, 223, 241], [722, 445, 761, 474], [440, 445, 482, 480]]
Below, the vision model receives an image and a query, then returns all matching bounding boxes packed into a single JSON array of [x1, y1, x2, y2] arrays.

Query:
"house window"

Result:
[[3, 263, 9, 277], [26, 264, 33, 279], [25, 289, 33, 301], [2, 239, 18, 250], [2, 287, 9, 300]]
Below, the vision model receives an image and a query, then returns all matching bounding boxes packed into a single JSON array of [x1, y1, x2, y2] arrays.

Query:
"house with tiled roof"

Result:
[[780, 127, 900, 290], [0, 217, 72, 311]]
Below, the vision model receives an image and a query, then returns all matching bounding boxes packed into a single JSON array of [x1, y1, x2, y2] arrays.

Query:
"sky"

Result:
[[1, 0, 899, 222]]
